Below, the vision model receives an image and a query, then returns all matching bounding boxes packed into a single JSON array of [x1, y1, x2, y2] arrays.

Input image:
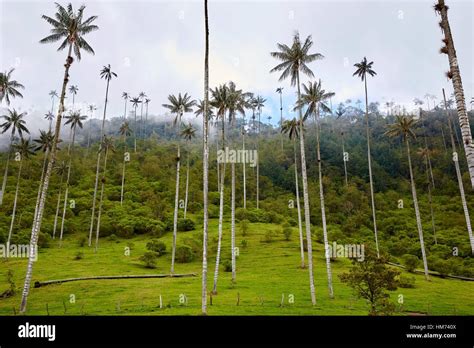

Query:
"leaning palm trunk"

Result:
[[32, 149, 49, 223], [443, 89, 474, 254], [59, 128, 76, 242], [212, 119, 226, 294], [89, 77, 111, 247], [20, 44, 73, 313], [52, 175, 63, 239], [0, 129, 15, 206], [364, 78, 380, 257], [293, 141, 305, 268], [170, 112, 182, 274], [94, 147, 109, 252], [201, 0, 210, 314], [7, 160, 23, 245], [296, 73, 316, 305], [405, 138, 429, 280], [438, 0, 474, 188], [315, 113, 334, 298]]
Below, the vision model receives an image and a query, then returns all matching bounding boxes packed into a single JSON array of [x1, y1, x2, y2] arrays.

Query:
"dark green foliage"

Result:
[[0, 270, 16, 298], [223, 259, 232, 272], [140, 252, 158, 269], [146, 239, 166, 255], [178, 218, 195, 232], [175, 245, 194, 263], [339, 249, 400, 316], [240, 219, 249, 236], [398, 275, 416, 288], [402, 254, 419, 273], [282, 226, 292, 241]]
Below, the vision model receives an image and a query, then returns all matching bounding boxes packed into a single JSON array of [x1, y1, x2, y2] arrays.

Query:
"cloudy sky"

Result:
[[0, 0, 473, 137]]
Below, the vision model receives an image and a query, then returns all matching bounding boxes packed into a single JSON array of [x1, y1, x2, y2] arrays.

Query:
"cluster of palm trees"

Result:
[[0, 0, 471, 315]]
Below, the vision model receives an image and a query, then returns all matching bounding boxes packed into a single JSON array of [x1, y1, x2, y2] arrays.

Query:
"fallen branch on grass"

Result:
[[34, 273, 197, 288]]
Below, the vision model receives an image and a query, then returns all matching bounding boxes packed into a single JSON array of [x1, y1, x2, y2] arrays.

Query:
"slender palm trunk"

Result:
[[280, 92, 284, 151], [444, 89, 474, 254], [170, 112, 182, 274], [120, 140, 127, 206], [7, 160, 23, 245], [123, 98, 127, 121], [184, 145, 190, 219], [364, 78, 380, 257], [296, 72, 316, 305], [52, 175, 63, 239], [242, 123, 246, 209], [59, 127, 76, 242], [86, 112, 92, 153], [438, 0, 474, 188], [216, 133, 220, 192], [316, 112, 334, 298], [33, 150, 49, 224], [405, 138, 429, 280], [212, 118, 226, 294], [94, 147, 109, 252], [342, 131, 348, 186], [231, 161, 236, 283], [139, 102, 144, 140], [0, 129, 15, 206], [89, 78, 110, 247], [420, 113, 435, 188], [293, 141, 305, 269], [20, 44, 73, 313], [134, 107, 138, 153], [201, 0, 210, 314], [256, 110, 260, 209]]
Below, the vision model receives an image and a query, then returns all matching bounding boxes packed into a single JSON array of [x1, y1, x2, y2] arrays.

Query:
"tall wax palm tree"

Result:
[[144, 98, 151, 137], [181, 124, 196, 219], [138, 92, 147, 139], [94, 136, 115, 251], [201, 0, 210, 314], [22, 2, 98, 313], [335, 107, 349, 186], [60, 111, 86, 242], [227, 81, 247, 283], [44, 112, 55, 132], [52, 161, 68, 239], [119, 122, 132, 205], [0, 109, 29, 206], [195, 99, 217, 191], [89, 64, 117, 247], [68, 85, 78, 109], [353, 57, 380, 257], [296, 79, 335, 298], [419, 109, 436, 188], [435, 0, 474, 188], [162, 93, 196, 274], [130, 97, 141, 153], [254, 95, 266, 209], [281, 119, 305, 269], [276, 87, 284, 150], [417, 147, 437, 244], [122, 92, 129, 121], [49, 90, 58, 114], [7, 139, 36, 245], [385, 116, 429, 280], [442, 89, 473, 254], [270, 32, 323, 305], [210, 84, 229, 294], [0, 68, 24, 105]]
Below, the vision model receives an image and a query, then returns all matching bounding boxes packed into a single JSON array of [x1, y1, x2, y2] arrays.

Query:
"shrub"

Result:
[[37, 232, 51, 248], [223, 259, 232, 272], [178, 218, 195, 232], [175, 245, 194, 263], [402, 254, 419, 273], [77, 236, 86, 247], [241, 239, 248, 249], [146, 240, 166, 255], [283, 226, 292, 241], [74, 251, 84, 260], [240, 219, 249, 236], [108, 234, 119, 242], [261, 230, 276, 243], [140, 252, 158, 268], [398, 275, 416, 288], [287, 218, 297, 227]]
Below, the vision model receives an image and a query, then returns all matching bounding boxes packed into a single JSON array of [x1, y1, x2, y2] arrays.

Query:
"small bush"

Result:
[[178, 218, 195, 232], [261, 230, 276, 243], [398, 275, 416, 288], [223, 259, 232, 272], [241, 239, 248, 249], [108, 234, 119, 242], [175, 245, 194, 263], [402, 254, 419, 273], [146, 240, 166, 255], [283, 226, 292, 241], [140, 252, 158, 269], [37, 232, 51, 248], [77, 236, 86, 247], [74, 251, 84, 260]]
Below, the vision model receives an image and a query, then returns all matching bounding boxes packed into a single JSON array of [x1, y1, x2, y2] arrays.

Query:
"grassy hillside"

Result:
[[1, 218, 472, 315]]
